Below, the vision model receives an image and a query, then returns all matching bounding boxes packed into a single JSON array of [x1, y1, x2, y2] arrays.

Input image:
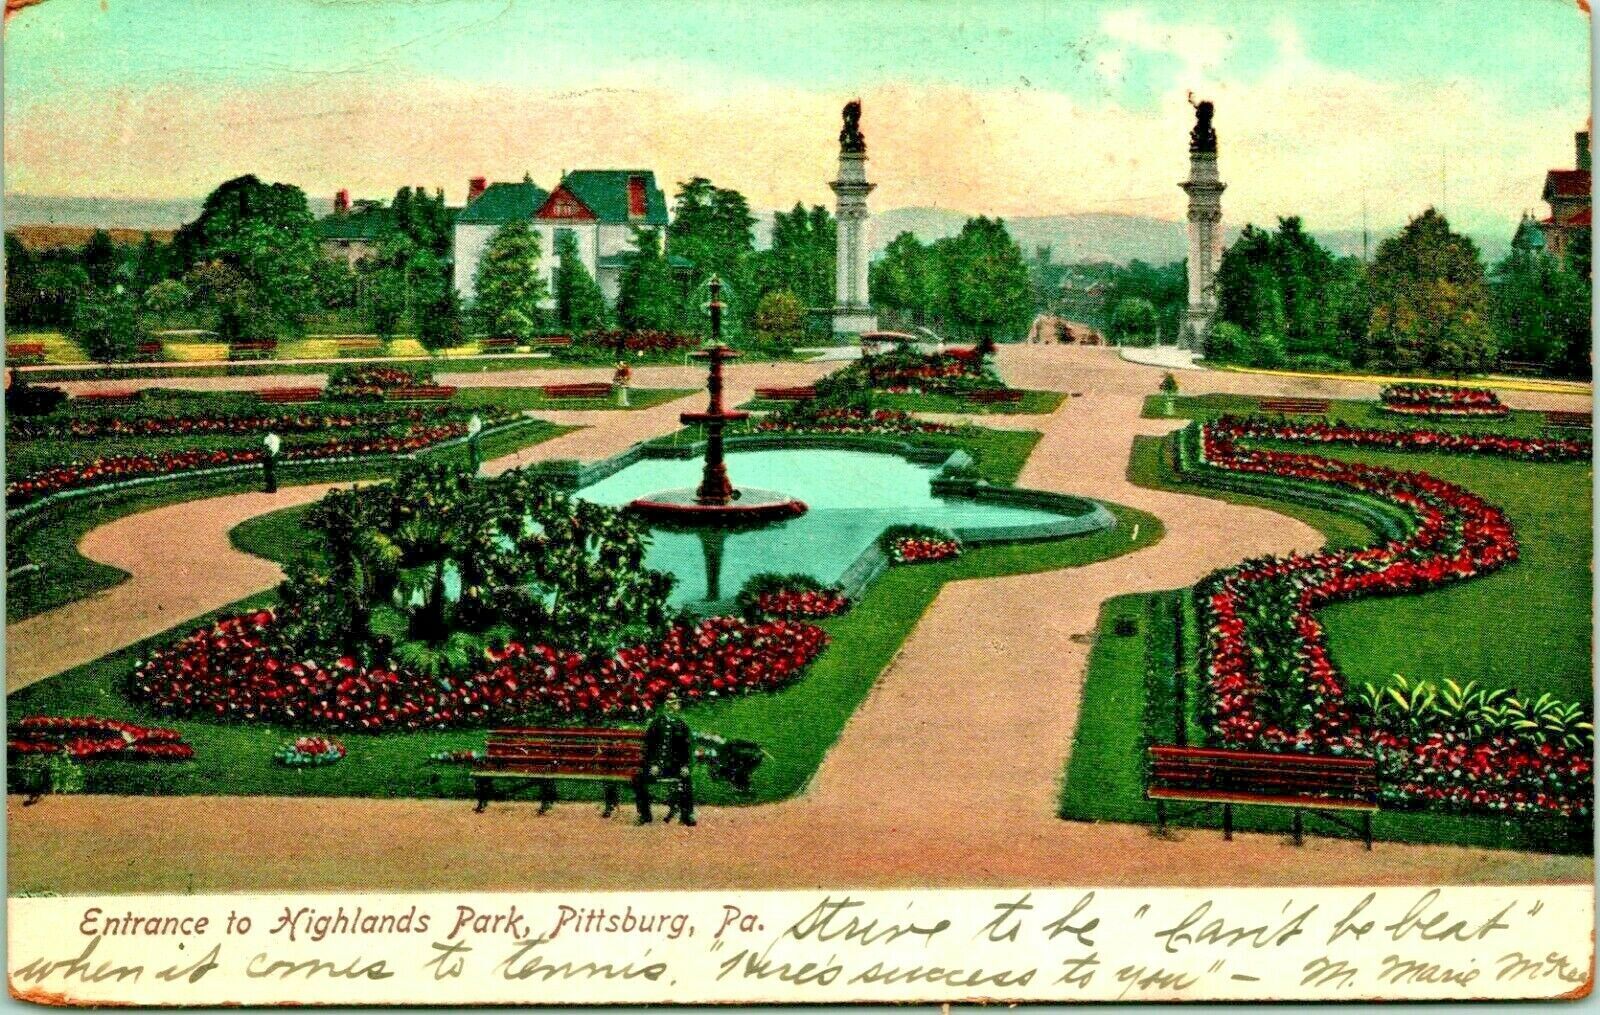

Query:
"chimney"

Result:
[[467, 177, 488, 203], [627, 174, 648, 218], [334, 189, 350, 215], [1577, 131, 1591, 172]]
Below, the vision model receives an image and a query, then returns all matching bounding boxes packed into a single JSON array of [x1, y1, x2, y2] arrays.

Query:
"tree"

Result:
[[183, 260, 275, 343], [69, 285, 146, 363], [939, 217, 1033, 342], [1491, 244, 1591, 377], [616, 227, 682, 332], [1366, 208, 1496, 373], [1109, 297, 1159, 346], [751, 203, 835, 312], [142, 278, 191, 320], [80, 229, 121, 288], [553, 229, 609, 334], [173, 175, 322, 336], [872, 232, 942, 325], [470, 221, 549, 341], [417, 287, 464, 351], [667, 177, 755, 326], [752, 289, 805, 348]]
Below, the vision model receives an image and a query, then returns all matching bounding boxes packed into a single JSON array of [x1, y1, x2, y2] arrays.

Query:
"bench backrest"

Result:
[[481, 727, 646, 777], [1147, 745, 1377, 804]]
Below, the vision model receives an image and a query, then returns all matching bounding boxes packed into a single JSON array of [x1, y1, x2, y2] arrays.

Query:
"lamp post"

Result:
[[466, 413, 483, 474], [262, 432, 281, 493]]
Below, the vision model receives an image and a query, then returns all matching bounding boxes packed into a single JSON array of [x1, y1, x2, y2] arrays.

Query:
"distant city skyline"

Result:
[[4, 0, 1590, 240]]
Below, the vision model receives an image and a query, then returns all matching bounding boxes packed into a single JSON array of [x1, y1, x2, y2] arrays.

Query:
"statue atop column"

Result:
[[1188, 96, 1217, 154], [840, 100, 866, 154]]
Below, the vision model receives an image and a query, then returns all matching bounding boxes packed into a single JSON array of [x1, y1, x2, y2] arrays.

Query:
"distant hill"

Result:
[[9, 224, 174, 251], [8, 193, 1509, 264], [866, 206, 1510, 265]]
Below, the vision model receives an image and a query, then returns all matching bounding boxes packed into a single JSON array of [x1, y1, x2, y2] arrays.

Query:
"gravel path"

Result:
[[6, 346, 1591, 893]]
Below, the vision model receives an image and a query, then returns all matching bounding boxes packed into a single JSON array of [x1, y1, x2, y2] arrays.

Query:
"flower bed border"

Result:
[[1174, 419, 1591, 819]]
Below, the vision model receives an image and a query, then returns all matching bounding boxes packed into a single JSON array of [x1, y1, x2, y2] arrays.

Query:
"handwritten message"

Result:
[[9, 885, 1593, 1004]]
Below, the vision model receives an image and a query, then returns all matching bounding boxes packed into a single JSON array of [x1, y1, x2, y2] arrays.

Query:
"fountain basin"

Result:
[[580, 446, 1115, 609], [628, 487, 808, 527]]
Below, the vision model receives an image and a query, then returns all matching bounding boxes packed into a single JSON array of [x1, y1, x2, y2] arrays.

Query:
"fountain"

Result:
[[627, 278, 809, 527]]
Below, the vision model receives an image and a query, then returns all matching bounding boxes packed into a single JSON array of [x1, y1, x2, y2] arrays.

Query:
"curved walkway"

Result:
[[7, 347, 1592, 893]]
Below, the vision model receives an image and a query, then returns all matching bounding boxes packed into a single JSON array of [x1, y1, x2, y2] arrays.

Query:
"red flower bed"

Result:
[[1217, 415, 1588, 462], [757, 407, 957, 436], [326, 365, 433, 401], [11, 405, 468, 441], [131, 610, 829, 730], [7, 424, 469, 505], [9, 715, 194, 761], [1193, 419, 1591, 817], [890, 537, 962, 564], [755, 589, 851, 619], [1381, 383, 1507, 417]]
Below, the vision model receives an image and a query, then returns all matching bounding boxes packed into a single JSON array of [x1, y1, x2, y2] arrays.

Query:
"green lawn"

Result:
[[20, 347, 794, 383], [1056, 428, 1593, 853], [10, 498, 1161, 807], [1313, 446, 1592, 703], [1146, 392, 1562, 437]]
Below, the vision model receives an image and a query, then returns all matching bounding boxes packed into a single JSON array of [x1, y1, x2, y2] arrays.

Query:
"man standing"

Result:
[[634, 692, 695, 826]]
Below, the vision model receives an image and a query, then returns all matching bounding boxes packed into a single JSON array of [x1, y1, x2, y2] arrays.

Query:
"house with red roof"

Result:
[[1538, 130, 1591, 265], [451, 170, 677, 309]]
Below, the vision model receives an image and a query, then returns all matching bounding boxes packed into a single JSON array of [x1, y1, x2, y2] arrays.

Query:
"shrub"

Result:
[[1159, 373, 1179, 395], [4, 374, 67, 416], [735, 572, 849, 621], [68, 285, 147, 363]]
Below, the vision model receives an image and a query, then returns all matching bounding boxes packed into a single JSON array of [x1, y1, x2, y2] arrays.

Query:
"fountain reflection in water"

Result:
[[627, 276, 809, 527]]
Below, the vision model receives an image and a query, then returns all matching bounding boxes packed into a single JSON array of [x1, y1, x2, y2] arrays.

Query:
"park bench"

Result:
[[529, 336, 573, 349], [1146, 744, 1378, 848], [754, 385, 817, 401], [75, 389, 142, 405], [1544, 410, 1592, 431], [134, 339, 164, 361], [227, 339, 279, 361], [336, 337, 382, 356], [258, 386, 323, 405], [966, 388, 1025, 405], [1500, 360, 1542, 376], [542, 382, 614, 400], [384, 385, 457, 401], [8, 342, 46, 365], [1257, 397, 1330, 415], [480, 336, 519, 352], [471, 727, 670, 816]]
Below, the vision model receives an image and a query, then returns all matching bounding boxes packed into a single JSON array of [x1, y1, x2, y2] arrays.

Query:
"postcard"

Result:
[[4, 0, 1594, 1005]]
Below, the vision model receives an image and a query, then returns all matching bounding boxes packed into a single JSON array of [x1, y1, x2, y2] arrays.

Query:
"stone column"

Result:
[[1179, 100, 1225, 353], [830, 99, 879, 337]]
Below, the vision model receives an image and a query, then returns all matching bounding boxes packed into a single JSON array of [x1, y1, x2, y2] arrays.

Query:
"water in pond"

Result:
[[577, 448, 1074, 608]]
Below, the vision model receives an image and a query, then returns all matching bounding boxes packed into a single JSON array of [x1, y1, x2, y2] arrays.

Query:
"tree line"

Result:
[[1208, 209, 1590, 378]]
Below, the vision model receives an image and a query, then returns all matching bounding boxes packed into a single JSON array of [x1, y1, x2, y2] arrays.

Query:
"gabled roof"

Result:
[[316, 205, 393, 241], [455, 181, 551, 224], [1570, 207, 1592, 227], [560, 170, 668, 225], [1543, 169, 1591, 201]]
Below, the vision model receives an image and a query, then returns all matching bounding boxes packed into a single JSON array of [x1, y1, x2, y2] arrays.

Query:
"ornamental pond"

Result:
[[576, 446, 1112, 609]]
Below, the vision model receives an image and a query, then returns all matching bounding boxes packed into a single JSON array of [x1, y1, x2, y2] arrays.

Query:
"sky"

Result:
[[3, 0, 1592, 238]]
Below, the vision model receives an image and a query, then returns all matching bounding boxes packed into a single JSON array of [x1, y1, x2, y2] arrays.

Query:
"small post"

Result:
[[1292, 809, 1304, 847], [466, 413, 483, 474], [1222, 802, 1233, 841], [262, 432, 281, 493], [1363, 811, 1374, 851], [614, 361, 632, 407]]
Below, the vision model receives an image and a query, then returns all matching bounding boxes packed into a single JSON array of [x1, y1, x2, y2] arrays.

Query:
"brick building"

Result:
[[1539, 130, 1591, 264]]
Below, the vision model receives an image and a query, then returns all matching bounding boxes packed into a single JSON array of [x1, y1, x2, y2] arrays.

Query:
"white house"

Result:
[[452, 169, 677, 308]]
